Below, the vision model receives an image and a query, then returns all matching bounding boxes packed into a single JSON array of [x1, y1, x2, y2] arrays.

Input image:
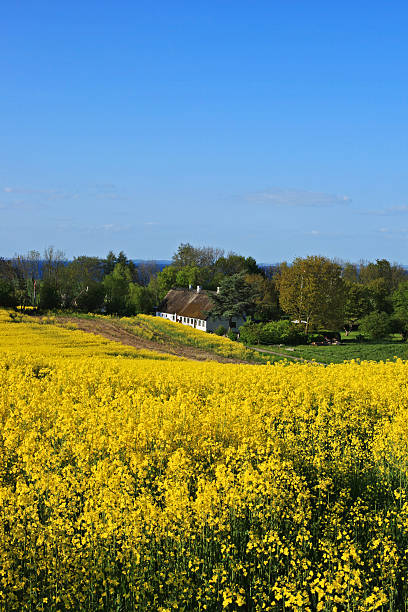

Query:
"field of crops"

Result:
[[265, 340, 408, 365], [0, 309, 178, 361], [1, 310, 408, 610], [115, 313, 269, 362]]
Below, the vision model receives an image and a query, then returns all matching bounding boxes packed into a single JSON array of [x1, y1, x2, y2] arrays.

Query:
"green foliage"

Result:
[[391, 281, 408, 340], [0, 279, 16, 307], [358, 311, 392, 340], [367, 278, 393, 314], [172, 243, 224, 269], [343, 282, 373, 333], [278, 338, 408, 364], [75, 282, 105, 313], [209, 272, 258, 326], [39, 281, 61, 310], [103, 263, 132, 315], [246, 274, 281, 321], [278, 256, 345, 332], [309, 330, 341, 342], [359, 258, 406, 290], [175, 266, 200, 288], [127, 284, 154, 315], [155, 266, 178, 300], [240, 319, 307, 346], [214, 325, 226, 336]]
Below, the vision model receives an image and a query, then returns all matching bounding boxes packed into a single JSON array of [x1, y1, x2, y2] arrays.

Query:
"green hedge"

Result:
[[240, 320, 308, 346]]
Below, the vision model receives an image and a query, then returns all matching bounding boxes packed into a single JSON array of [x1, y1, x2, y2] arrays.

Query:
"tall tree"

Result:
[[343, 282, 372, 334], [342, 262, 359, 283], [391, 281, 408, 340], [245, 274, 281, 321], [172, 243, 224, 268], [278, 256, 345, 332], [208, 272, 259, 329], [103, 263, 132, 315]]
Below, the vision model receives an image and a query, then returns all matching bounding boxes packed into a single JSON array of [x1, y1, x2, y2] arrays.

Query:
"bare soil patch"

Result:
[[55, 316, 249, 364]]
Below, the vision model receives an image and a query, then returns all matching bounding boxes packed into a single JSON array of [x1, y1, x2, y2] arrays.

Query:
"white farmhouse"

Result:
[[156, 286, 245, 332]]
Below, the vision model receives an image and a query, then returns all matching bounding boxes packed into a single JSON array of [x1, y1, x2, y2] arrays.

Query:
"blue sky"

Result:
[[1, 1, 408, 263]]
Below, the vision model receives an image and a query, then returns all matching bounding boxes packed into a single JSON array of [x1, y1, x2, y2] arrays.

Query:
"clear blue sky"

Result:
[[1, 1, 408, 263]]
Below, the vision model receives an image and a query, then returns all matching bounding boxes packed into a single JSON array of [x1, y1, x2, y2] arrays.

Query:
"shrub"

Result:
[[359, 311, 391, 340], [227, 329, 238, 341], [214, 325, 227, 336], [240, 320, 307, 346], [238, 322, 263, 344]]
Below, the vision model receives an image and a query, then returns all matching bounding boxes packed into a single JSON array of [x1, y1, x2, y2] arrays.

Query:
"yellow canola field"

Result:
[[0, 311, 408, 610], [0, 309, 179, 361], [121, 313, 265, 361]]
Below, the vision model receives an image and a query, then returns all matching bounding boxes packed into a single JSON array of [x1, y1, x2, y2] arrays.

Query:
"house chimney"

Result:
[[197, 285, 201, 293], [216, 286, 220, 294]]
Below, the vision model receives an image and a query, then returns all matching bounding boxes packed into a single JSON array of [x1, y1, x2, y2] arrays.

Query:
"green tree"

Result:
[[343, 282, 373, 334], [175, 266, 200, 288], [0, 279, 16, 307], [359, 311, 391, 340], [103, 263, 132, 315], [391, 281, 408, 340], [208, 272, 259, 330], [278, 256, 345, 333], [155, 266, 178, 299], [172, 243, 224, 268], [359, 258, 406, 291], [75, 282, 105, 313], [104, 250, 117, 276], [246, 274, 281, 321], [367, 278, 393, 314], [38, 280, 61, 310], [127, 284, 154, 315], [342, 262, 359, 283]]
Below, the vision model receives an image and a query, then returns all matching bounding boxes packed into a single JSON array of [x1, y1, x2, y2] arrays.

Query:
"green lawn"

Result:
[[261, 339, 408, 364]]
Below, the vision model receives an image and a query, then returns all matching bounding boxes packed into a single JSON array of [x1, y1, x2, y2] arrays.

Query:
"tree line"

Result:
[[1, 244, 407, 340]]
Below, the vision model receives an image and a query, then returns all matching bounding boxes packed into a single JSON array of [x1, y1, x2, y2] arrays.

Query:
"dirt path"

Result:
[[56, 316, 249, 364]]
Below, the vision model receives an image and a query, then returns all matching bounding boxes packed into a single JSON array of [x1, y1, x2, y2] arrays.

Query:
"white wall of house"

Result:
[[156, 311, 176, 322], [156, 311, 245, 333], [156, 312, 206, 330]]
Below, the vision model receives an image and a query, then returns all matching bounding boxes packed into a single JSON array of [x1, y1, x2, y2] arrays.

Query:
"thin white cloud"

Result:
[[3, 184, 127, 202], [247, 188, 351, 207], [56, 220, 132, 233], [0, 199, 33, 210], [377, 227, 408, 236], [3, 186, 59, 195], [360, 205, 408, 216]]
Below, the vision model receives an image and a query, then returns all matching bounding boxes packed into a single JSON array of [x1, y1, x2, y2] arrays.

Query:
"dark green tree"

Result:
[[75, 282, 105, 313], [0, 279, 16, 307], [208, 272, 259, 330], [38, 280, 61, 310], [391, 281, 408, 340], [103, 263, 132, 315], [343, 282, 373, 334], [359, 311, 391, 340]]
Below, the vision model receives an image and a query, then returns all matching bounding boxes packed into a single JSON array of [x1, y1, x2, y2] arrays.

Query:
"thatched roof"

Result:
[[158, 289, 215, 319]]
